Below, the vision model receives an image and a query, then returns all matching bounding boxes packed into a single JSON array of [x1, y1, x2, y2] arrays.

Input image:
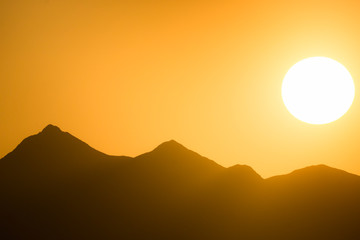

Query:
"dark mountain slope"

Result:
[[0, 124, 130, 193], [260, 165, 360, 240], [3, 124, 107, 162], [0, 125, 132, 239], [1, 125, 360, 240]]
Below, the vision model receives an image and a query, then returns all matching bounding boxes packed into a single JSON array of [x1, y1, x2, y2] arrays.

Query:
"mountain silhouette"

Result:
[[1, 125, 360, 240]]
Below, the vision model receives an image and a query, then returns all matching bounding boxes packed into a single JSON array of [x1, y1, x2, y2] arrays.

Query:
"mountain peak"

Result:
[[267, 164, 360, 183], [135, 140, 223, 173], [2, 124, 106, 161], [291, 164, 344, 175], [227, 164, 263, 181], [150, 140, 206, 158], [155, 139, 183, 149], [41, 124, 62, 135], [152, 140, 189, 154]]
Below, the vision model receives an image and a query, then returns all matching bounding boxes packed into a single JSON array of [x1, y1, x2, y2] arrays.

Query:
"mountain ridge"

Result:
[[1, 124, 360, 240], [1, 124, 355, 180]]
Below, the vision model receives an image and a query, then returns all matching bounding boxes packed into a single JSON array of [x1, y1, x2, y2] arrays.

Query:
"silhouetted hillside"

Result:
[[1, 125, 360, 240]]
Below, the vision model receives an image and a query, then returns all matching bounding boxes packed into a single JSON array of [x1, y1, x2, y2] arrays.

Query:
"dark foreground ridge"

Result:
[[1, 125, 360, 240]]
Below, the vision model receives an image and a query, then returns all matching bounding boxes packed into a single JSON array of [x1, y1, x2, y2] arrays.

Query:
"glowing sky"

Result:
[[1, 0, 360, 177]]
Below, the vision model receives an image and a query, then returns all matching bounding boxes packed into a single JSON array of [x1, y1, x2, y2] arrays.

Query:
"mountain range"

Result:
[[1, 124, 360, 239]]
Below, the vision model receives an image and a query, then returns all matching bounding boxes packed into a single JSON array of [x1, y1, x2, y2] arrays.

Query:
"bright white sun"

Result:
[[282, 57, 355, 124]]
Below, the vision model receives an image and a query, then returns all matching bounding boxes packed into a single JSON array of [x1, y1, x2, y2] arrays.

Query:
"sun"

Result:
[[282, 57, 355, 124]]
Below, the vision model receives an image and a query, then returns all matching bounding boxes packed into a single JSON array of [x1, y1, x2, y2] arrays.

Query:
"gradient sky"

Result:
[[1, 0, 360, 178]]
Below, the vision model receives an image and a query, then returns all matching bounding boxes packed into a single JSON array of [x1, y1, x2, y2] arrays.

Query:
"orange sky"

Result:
[[1, 0, 360, 177]]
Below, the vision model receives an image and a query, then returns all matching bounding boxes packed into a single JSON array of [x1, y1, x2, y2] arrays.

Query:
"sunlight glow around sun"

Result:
[[282, 57, 355, 124]]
